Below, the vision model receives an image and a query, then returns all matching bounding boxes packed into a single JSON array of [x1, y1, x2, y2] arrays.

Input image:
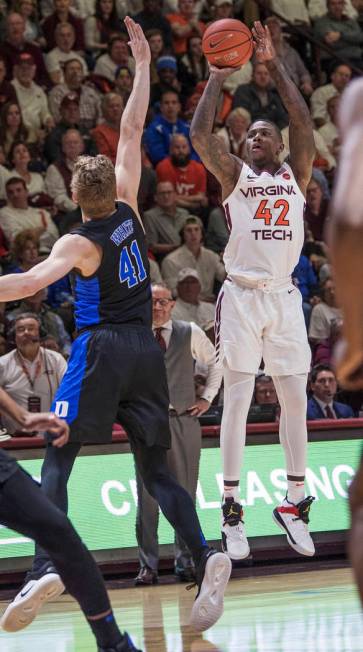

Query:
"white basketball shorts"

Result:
[[215, 278, 311, 375]]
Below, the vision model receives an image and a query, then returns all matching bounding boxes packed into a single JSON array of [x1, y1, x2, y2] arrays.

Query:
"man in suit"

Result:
[[307, 364, 354, 420]]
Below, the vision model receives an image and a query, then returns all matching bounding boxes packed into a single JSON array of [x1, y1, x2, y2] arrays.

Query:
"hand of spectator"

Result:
[[252, 21, 276, 63], [301, 81, 313, 96], [23, 413, 69, 447], [124, 16, 151, 67], [325, 31, 341, 44], [187, 398, 211, 417]]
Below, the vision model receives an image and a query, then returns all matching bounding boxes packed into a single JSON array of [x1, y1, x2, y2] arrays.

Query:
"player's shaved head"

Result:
[[249, 119, 282, 142]]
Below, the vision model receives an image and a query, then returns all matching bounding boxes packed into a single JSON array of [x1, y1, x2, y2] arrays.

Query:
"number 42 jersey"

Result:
[[71, 201, 152, 331], [222, 162, 305, 282]]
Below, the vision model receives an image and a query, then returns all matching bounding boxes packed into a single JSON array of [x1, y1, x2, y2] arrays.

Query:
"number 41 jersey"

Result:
[[222, 162, 305, 281], [71, 201, 152, 331]]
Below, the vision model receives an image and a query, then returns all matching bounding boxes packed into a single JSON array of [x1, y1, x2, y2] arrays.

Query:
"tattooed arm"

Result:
[[190, 67, 241, 200], [253, 22, 315, 195]]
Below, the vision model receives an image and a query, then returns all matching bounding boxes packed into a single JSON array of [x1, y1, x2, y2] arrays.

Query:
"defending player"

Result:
[[330, 77, 363, 605], [0, 17, 231, 637], [0, 390, 141, 652], [191, 22, 316, 559]]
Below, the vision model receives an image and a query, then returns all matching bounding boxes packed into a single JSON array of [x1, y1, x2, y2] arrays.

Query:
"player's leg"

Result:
[[0, 467, 141, 651], [271, 373, 315, 557], [134, 467, 160, 585], [220, 366, 255, 560]]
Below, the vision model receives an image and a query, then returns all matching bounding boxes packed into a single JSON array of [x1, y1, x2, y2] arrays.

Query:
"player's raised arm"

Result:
[[115, 16, 150, 213], [252, 21, 315, 195], [190, 66, 241, 199]]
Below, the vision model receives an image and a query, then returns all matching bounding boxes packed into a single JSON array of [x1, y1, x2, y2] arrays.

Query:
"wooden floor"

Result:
[[0, 567, 362, 651]]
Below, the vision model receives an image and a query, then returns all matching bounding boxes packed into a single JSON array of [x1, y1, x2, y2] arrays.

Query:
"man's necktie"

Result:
[[154, 327, 166, 352], [325, 404, 335, 419]]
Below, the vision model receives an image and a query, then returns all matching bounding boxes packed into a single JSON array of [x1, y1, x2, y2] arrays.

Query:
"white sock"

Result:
[[223, 485, 240, 503], [286, 481, 305, 505]]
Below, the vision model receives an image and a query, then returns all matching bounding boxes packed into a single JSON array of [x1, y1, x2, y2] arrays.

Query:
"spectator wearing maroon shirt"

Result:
[[41, 0, 85, 52], [0, 56, 17, 111], [0, 12, 50, 88], [304, 175, 330, 242]]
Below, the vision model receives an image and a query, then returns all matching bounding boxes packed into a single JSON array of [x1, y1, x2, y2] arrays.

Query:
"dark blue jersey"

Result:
[[71, 202, 152, 331]]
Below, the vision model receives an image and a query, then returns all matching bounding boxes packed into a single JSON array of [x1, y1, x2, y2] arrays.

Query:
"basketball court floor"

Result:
[[0, 566, 361, 651]]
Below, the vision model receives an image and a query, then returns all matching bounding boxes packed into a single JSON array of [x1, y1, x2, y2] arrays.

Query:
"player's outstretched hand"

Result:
[[208, 63, 237, 80], [252, 21, 276, 63], [124, 16, 151, 66], [23, 413, 69, 447]]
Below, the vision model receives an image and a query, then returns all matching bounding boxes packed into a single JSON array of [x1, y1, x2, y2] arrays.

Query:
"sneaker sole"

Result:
[[272, 510, 315, 557], [190, 552, 232, 632], [0, 574, 65, 632]]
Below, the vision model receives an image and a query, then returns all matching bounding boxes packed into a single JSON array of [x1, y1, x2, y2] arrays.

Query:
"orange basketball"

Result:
[[202, 19, 253, 69]]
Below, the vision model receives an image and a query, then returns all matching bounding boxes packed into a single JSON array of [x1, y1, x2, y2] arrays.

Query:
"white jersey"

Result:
[[222, 162, 305, 282]]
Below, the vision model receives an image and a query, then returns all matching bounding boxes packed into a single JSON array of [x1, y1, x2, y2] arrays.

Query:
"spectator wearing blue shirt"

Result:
[[293, 254, 318, 328], [307, 364, 355, 420], [144, 89, 198, 166]]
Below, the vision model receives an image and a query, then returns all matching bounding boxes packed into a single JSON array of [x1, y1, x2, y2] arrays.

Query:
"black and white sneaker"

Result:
[[0, 564, 65, 632], [189, 549, 231, 632], [272, 496, 315, 557], [98, 632, 142, 651], [221, 498, 250, 560]]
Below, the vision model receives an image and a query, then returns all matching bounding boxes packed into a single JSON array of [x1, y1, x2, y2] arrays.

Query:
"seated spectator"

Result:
[[149, 256, 163, 284], [156, 134, 207, 214], [8, 142, 45, 198], [292, 254, 319, 328], [307, 364, 354, 419], [216, 107, 251, 159], [11, 53, 54, 135], [43, 92, 98, 164], [212, 0, 235, 20], [313, 0, 363, 72], [281, 124, 336, 172], [13, 0, 43, 45], [137, 144, 158, 213], [150, 55, 183, 107], [232, 62, 288, 129], [91, 93, 123, 165], [161, 215, 226, 300], [265, 16, 313, 97], [309, 277, 343, 344], [85, 0, 122, 56], [254, 375, 279, 406], [45, 128, 83, 231], [114, 65, 133, 104], [7, 289, 72, 357], [310, 63, 351, 128], [270, 0, 310, 25], [146, 28, 165, 84], [167, 0, 206, 56], [0, 101, 36, 158], [94, 33, 134, 83], [0, 177, 58, 253], [178, 34, 209, 95], [49, 58, 101, 129], [172, 267, 215, 331], [205, 206, 229, 254], [134, 0, 172, 50], [304, 175, 330, 241], [0, 313, 67, 434], [0, 55, 17, 112], [45, 22, 88, 86], [143, 180, 190, 259], [308, 0, 358, 20], [8, 228, 39, 272], [145, 89, 197, 166], [41, 0, 85, 52], [0, 146, 11, 202], [0, 12, 50, 88], [318, 94, 340, 159]]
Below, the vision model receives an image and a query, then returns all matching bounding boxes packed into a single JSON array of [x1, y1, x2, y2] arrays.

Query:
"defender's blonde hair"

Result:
[[71, 155, 116, 218]]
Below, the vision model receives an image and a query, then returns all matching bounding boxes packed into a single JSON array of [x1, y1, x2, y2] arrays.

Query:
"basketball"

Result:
[[202, 19, 253, 69]]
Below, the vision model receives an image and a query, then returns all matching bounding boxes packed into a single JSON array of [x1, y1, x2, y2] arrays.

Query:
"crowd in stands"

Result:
[[0, 0, 362, 430]]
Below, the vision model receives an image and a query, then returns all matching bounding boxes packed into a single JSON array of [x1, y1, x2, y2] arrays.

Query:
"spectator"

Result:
[[167, 0, 206, 56], [216, 107, 251, 159], [43, 92, 98, 163], [14, 0, 43, 45], [205, 206, 229, 254], [114, 65, 133, 104], [307, 364, 354, 419], [270, 0, 310, 25], [45, 128, 83, 231], [0, 55, 17, 111], [178, 34, 209, 94], [143, 180, 190, 258], [0, 12, 50, 88], [145, 89, 197, 166], [0, 146, 11, 202], [172, 267, 215, 331], [94, 33, 135, 83], [134, 282, 222, 585], [310, 63, 351, 127], [146, 28, 165, 84], [313, 0, 363, 71], [8, 228, 39, 272], [304, 175, 330, 241], [137, 144, 158, 214], [281, 124, 336, 172], [0, 177, 58, 253], [8, 142, 45, 198], [156, 134, 207, 214], [292, 254, 319, 327], [91, 93, 123, 165], [41, 0, 85, 52], [265, 16, 313, 96], [0, 313, 67, 434], [308, 0, 359, 20], [149, 257, 163, 284], [85, 0, 122, 55], [0, 101, 36, 158], [318, 93, 340, 158], [11, 52, 54, 134], [150, 55, 182, 106], [212, 0, 235, 20], [309, 278, 343, 344], [232, 62, 288, 129], [134, 0, 172, 50], [45, 22, 88, 86], [254, 375, 279, 406], [49, 58, 101, 129], [161, 216, 226, 299]]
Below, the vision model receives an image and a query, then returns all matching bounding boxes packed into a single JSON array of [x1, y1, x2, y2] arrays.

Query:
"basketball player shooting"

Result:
[[330, 77, 363, 605], [0, 17, 231, 644], [191, 21, 316, 560]]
